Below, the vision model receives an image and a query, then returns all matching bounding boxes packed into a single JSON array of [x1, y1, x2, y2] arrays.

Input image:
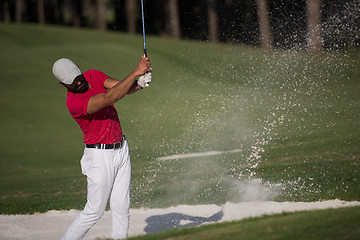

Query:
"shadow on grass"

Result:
[[144, 208, 224, 234]]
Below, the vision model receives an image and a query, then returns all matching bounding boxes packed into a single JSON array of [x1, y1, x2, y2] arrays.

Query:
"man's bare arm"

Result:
[[104, 77, 140, 95], [86, 57, 151, 115]]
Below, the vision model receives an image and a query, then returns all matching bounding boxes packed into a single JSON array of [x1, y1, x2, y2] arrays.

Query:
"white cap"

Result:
[[52, 58, 82, 85]]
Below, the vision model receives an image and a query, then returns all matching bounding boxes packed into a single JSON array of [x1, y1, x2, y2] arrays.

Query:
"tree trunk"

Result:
[[95, 0, 107, 31], [0, 1, 5, 21], [167, 0, 180, 38], [37, 0, 45, 24], [16, 0, 23, 23], [255, 0, 273, 49], [208, 0, 218, 42], [306, 0, 323, 52], [126, 0, 136, 34], [72, 0, 84, 28]]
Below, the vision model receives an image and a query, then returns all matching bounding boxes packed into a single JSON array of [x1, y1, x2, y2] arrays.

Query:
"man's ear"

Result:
[[59, 81, 67, 88]]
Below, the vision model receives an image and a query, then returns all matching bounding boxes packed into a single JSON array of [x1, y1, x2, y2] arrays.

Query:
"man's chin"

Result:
[[75, 86, 89, 93], [78, 89, 89, 93]]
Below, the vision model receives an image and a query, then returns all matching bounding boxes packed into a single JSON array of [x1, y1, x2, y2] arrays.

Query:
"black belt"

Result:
[[86, 139, 124, 150]]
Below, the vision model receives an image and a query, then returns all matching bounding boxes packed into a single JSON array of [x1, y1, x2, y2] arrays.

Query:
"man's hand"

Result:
[[138, 71, 152, 88], [134, 56, 151, 77], [87, 56, 152, 114], [135, 56, 152, 89]]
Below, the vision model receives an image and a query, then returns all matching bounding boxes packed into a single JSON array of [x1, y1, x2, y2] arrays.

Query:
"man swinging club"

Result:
[[52, 56, 152, 240]]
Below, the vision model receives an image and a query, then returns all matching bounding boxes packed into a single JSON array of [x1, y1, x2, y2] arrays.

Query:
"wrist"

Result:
[[131, 71, 141, 79], [135, 80, 143, 90]]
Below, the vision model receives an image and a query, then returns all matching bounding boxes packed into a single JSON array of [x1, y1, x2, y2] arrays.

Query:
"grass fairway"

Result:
[[127, 206, 360, 240], [0, 23, 359, 214]]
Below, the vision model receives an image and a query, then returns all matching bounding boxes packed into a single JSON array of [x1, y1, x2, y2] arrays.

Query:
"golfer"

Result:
[[52, 56, 152, 240]]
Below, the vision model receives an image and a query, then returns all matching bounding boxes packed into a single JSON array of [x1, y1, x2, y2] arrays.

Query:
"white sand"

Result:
[[157, 149, 242, 161], [1, 200, 359, 240]]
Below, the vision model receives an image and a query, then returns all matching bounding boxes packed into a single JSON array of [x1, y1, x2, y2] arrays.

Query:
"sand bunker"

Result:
[[1, 200, 359, 240]]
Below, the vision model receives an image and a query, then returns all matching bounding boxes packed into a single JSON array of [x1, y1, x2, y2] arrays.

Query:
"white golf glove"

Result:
[[138, 71, 152, 88]]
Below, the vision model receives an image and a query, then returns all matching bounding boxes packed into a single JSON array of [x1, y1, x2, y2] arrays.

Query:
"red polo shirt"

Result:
[[66, 69, 123, 144]]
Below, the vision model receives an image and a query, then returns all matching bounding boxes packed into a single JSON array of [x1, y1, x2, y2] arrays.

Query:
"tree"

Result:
[[306, 0, 323, 52], [254, 0, 273, 49], [125, 0, 136, 34], [72, 0, 84, 28], [167, 0, 181, 38], [15, 0, 24, 23], [37, 0, 45, 25], [95, 0, 107, 31], [208, 0, 218, 42]]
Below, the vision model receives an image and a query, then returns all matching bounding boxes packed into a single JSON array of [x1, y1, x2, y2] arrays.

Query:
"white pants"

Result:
[[61, 140, 131, 240]]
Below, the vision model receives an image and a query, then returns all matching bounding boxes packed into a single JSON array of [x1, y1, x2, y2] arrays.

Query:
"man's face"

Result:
[[64, 74, 89, 93]]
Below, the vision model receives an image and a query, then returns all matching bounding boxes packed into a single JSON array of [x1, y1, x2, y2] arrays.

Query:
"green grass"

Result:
[[0, 23, 359, 214], [126, 206, 360, 240]]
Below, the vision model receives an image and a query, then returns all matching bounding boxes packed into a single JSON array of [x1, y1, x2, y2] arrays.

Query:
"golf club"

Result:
[[141, 0, 147, 57]]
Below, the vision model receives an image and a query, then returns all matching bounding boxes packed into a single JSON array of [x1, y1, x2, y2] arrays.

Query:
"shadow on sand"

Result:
[[144, 208, 224, 234]]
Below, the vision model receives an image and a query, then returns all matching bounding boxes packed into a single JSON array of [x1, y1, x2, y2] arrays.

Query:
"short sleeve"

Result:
[[67, 94, 91, 118], [89, 69, 109, 86]]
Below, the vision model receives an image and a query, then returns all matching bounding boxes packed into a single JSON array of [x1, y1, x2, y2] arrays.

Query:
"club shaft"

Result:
[[141, 0, 147, 57]]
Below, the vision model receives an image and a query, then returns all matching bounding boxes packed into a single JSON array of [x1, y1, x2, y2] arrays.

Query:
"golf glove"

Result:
[[138, 71, 152, 88]]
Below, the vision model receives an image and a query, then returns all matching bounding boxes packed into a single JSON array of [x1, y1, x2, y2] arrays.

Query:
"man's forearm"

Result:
[[87, 72, 139, 115], [109, 71, 139, 101], [127, 81, 142, 94]]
